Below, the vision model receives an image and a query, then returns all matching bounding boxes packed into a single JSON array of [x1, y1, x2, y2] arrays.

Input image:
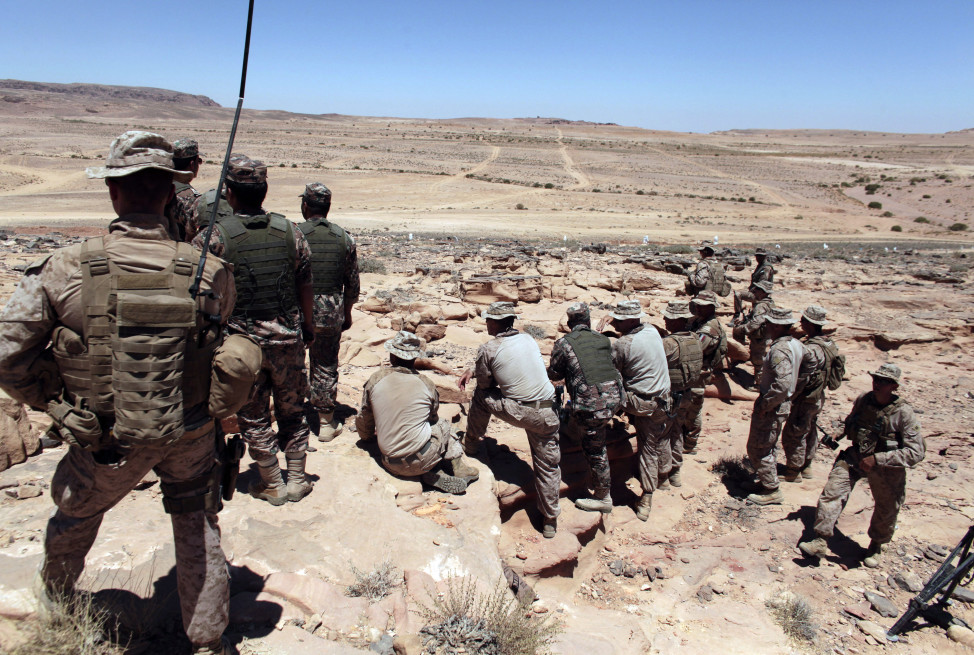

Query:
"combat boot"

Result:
[[542, 518, 557, 539], [285, 453, 313, 502], [863, 541, 884, 569], [683, 440, 698, 455], [421, 468, 468, 495], [192, 636, 233, 655], [657, 475, 671, 490], [448, 456, 480, 483], [798, 537, 829, 559], [800, 465, 814, 480], [782, 468, 802, 483], [317, 411, 343, 443], [575, 493, 613, 514], [635, 493, 653, 521], [668, 470, 682, 488], [462, 433, 480, 457], [249, 457, 288, 506], [746, 487, 784, 505]]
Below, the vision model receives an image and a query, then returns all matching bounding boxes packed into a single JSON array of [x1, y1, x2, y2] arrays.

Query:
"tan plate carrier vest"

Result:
[[666, 332, 704, 393], [51, 238, 216, 448], [848, 395, 905, 458]]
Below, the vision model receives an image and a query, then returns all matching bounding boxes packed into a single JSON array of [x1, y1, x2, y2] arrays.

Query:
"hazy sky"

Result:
[[4, 0, 972, 133]]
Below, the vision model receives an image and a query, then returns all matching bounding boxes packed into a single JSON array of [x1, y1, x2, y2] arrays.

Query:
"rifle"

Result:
[[886, 524, 974, 641], [220, 426, 245, 502], [815, 420, 842, 451]]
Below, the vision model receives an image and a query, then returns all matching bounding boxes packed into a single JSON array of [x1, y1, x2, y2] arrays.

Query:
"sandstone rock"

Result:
[[623, 271, 662, 291], [517, 279, 544, 303], [864, 591, 898, 618], [440, 303, 469, 321], [415, 324, 446, 342], [856, 619, 888, 643], [393, 633, 423, 655], [461, 280, 518, 304], [892, 571, 923, 593], [948, 624, 974, 647], [350, 349, 382, 367], [431, 375, 468, 405], [361, 294, 395, 313], [0, 392, 40, 473]]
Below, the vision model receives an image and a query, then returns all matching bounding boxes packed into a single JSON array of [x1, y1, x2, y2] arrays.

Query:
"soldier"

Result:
[[685, 241, 730, 298], [193, 154, 316, 506], [743, 307, 804, 505], [357, 332, 479, 494], [659, 301, 704, 487], [547, 303, 624, 514], [732, 279, 775, 373], [732, 247, 775, 320], [608, 300, 671, 521], [781, 306, 841, 481], [799, 364, 924, 568], [297, 182, 360, 441], [164, 138, 203, 242], [685, 291, 728, 454], [0, 132, 236, 654], [458, 302, 561, 538]]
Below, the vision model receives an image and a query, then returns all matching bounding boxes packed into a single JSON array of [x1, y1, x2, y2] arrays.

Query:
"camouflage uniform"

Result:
[[746, 313, 803, 492], [466, 325, 561, 521], [0, 131, 237, 649], [192, 201, 314, 461], [734, 292, 775, 369], [658, 327, 703, 481], [781, 340, 828, 471], [548, 321, 624, 499], [733, 250, 775, 315], [164, 139, 202, 242], [686, 298, 725, 452], [812, 383, 923, 545]]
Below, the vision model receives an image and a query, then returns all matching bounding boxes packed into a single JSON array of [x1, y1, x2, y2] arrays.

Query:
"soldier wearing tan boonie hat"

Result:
[[734, 247, 775, 319], [687, 240, 728, 297], [482, 301, 520, 321], [384, 330, 426, 360], [608, 299, 645, 321], [659, 300, 704, 489], [733, 279, 776, 372], [86, 130, 193, 183]]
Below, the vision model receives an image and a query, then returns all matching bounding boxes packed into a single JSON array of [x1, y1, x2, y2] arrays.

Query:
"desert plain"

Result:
[[0, 81, 973, 654]]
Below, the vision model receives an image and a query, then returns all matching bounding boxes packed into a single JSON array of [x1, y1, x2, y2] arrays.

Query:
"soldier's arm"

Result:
[[875, 404, 924, 468], [547, 339, 567, 381], [342, 235, 360, 331], [355, 384, 377, 441], [473, 343, 495, 389], [744, 304, 768, 335], [759, 347, 793, 408], [292, 230, 315, 342], [689, 261, 709, 288]]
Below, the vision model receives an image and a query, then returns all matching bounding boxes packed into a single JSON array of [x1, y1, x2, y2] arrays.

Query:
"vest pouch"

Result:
[[208, 334, 263, 419], [111, 293, 195, 447], [46, 394, 105, 451], [51, 326, 93, 402]]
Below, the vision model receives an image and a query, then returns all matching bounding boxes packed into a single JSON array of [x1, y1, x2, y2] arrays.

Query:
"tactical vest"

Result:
[[849, 395, 905, 457], [752, 262, 775, 285], [665, 332, 704, 392], [799, 336, 839, 401], [563, 328, 621, 407], [197, 188, 234, 228], [51, 238, 218, 447], [217, 213, 298, 322], [695, 317, 727, 372], [298, 218, 348, 295], [749, 298, 775, 339], [710, 261, 731, 297]]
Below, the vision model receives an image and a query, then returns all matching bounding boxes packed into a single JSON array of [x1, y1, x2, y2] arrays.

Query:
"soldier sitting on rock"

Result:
[[357, 331, 479, 494], [799, 363, 924, 568]]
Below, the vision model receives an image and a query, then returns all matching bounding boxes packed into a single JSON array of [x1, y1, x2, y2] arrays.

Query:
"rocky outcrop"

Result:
[[0, 391, 39, 473]]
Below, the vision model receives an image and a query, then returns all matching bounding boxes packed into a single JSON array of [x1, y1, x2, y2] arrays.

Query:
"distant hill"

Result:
[[0, 79, 219, 107]]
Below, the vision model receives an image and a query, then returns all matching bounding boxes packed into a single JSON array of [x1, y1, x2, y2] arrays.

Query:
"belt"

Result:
[[386, 439, 432, 465], [513, 398, 553, 410]]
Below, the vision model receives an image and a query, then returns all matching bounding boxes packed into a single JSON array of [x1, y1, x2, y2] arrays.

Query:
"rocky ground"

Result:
[[0, 233, 972, 654]]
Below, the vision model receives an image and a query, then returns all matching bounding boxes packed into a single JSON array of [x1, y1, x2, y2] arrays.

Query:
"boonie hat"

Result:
[[86, 131, 192, 183], [765, 307, 795, 325], [690, 291, 719, 307], [755, 247, 768, 256], [869, 363, 901, 383], [226, 154, 267, 184], [172, 138, 200, 160], [384, 331, 426, 360], [565, 302, 590, 322], [802, 305, 828, 326], [663, 301, 694, 320], [751, 279, 773, 294], [482, 301, 519, 320], [609, 299, 645, 321], [300, 182, 332, 205], [697, 241, 715, 253]]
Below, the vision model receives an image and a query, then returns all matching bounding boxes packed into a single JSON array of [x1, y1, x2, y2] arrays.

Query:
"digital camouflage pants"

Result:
[[659, 390, 695, 477], [813, 449, 906, 545], [240, 340, 311, 459], [382, 418, 463, 478], [309, 329, 341, 413], [467, 387, 561, 520], [781, 395, 825, 471], [622, 390, 672, 496], [43, 423, 228, 647], [746, 400, 791, 491], [569, 411, 612, 499], [683, 387, 706, 452]]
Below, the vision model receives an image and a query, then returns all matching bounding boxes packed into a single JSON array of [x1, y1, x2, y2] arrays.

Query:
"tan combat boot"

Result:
[[449, 456, 480, 483], [635, 492, 653, 521], [746, 487, 784, 505], [798, 536, 829, 559], [863, 541, 884, 568], [669, 469, 683, 488], [575, 493, 613, 514], [800, 465, 814, 480], [192, 636, 233, 655], [542, 518, 557, 539], [249, 457, 288, 506], [317, 411, 344, 442], [657, 475, 671, 490], [421, 468, 468, 495], [782, 468, 802, 483], [285, 453, 313, 502]]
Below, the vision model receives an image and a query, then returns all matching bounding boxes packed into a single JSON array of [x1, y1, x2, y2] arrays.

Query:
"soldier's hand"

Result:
[[458, 369, 473, 391], [342, 312, 353, 331], [301, 324, 315, 345], [596, 315, 610, 332], [860, 455, 877, 472]]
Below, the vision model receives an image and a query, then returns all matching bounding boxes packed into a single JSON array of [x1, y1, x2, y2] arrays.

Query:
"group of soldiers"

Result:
[[0, 132, 926, 654]]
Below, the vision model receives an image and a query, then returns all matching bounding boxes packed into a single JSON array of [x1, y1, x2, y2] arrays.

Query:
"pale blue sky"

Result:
[[4, 0, 972, 133]]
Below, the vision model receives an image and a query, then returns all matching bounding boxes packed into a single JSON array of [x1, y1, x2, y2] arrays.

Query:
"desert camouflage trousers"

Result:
[[734, 289, 756, 317], [569, 411, 612, 498], [659, 389, 697, 476], [240, 340, 311, 459], [43, 423, 228, 647], [746, 400, 790, 491], [749, 336, 768, 370], [382, 419, 462, 478], [309, 330, 341, 413], [781, 395, 825, 471], [813, 449, 906, 545], [467, 387, 561, 520], [683, 387, 706, 452], [624, 392, 672, 496]]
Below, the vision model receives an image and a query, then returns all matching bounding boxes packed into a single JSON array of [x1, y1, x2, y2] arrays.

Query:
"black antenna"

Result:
[[190, 0, 256, 298]]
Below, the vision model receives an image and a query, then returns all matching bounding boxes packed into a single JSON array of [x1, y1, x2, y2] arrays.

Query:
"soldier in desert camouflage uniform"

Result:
[[547, 303, 624, 514], [684, 291, 727, 454], [732, 279, 775, 373], [297, 182, 360, 441], [743, 307, 804, 506], [193, 155, 316, 506], [0, 132, 236, 655], [685, 241, 728, 297], [733, 247, 775, 320], [164, 138, 203, 242], [658, 301, 704, 489], [800, 364, 924, 568]]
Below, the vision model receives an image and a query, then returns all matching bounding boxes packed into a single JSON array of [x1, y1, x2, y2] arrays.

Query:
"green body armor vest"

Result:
[[217, 213, 298, 322], [197, 188, 234, 229], [800, 336, 840, 401], [665, 332, 704, 392], [562, 328, 621, 409], [298, 218, 348, 295], [848, 395, 905, 457]]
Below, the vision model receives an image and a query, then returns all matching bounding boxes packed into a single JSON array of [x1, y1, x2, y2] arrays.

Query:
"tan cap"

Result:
[[609, 299, 645, 321], [482, 301, 519, 320], [86, 130, 192, 183], [384, 331, 426, 360]]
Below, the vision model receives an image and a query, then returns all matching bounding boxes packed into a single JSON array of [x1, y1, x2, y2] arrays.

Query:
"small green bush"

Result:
[[544, 183, 554, 189], [948, 223, 969, 232], [515, 203, 526, 210], [881, 211, 893, 217], [914, 216, 930, 223], [890, 225, 902, 232], [867, 201, 883, 210], [359, 257, 387, 274]]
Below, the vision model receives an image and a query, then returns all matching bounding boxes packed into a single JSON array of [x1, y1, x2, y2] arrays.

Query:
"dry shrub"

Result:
[[10, 592, 125, 655], [417, 577, 561, 655], [710, 454, 750, 482], [346, 560, 401, 602], [766, 590, 817, 643], [359, 257, 388, 274]]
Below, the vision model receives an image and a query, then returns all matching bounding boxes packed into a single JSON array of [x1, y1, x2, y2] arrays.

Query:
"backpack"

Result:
[[823, 341, 845, 391], [711, 262, 731, 297]]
